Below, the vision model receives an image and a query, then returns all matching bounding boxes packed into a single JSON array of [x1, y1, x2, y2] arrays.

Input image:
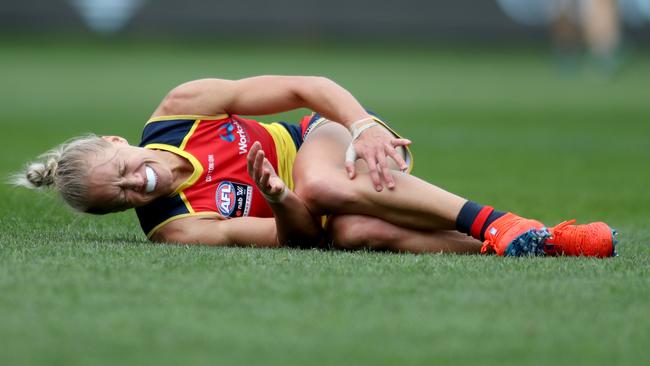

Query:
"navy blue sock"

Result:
[[456, 201, 506, 241]]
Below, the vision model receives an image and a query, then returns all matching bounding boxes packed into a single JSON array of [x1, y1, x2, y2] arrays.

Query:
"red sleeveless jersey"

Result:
[[135, 113, 318, 237]]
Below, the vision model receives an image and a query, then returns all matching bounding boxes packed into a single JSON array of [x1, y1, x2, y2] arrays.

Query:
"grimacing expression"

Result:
[[85, 140, 174, 212]]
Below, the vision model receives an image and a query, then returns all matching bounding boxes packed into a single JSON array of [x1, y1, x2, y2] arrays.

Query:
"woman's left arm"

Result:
[[152, 76, 410, 191], [152, 76, 366, 127]]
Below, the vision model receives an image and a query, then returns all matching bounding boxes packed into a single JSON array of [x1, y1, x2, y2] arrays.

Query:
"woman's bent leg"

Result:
[[292, 121, 616, 258], [328, 214, 482, 254], [294, 122, 466, 231]]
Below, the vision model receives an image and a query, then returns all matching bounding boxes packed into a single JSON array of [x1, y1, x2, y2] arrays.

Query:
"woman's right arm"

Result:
[[151, 215, 281, 247], [150, 201, 324, 248]]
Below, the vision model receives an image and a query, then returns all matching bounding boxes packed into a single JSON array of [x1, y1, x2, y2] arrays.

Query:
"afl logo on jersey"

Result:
[[216, 181, 253, 218], [216, 181, 236, 216]]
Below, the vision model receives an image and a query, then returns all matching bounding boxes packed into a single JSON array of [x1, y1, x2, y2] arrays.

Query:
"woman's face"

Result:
[[85, 137, 175, 212]]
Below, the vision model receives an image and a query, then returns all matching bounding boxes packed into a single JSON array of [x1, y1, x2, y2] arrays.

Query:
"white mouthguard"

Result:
[[145, 166, 157, 193]]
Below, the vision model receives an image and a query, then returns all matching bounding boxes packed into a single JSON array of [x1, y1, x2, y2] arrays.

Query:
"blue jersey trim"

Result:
[[135, 195, 190, 236], [277, 121, 303, 150], [139, 119, 196, 148]]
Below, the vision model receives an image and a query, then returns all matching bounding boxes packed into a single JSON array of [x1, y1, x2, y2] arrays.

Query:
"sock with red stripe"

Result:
[[456, 201, 506, 241]]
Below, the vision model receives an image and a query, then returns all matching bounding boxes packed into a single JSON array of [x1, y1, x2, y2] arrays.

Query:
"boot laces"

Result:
[[480, 215, 529, 254], [549, 219, 590, 253]]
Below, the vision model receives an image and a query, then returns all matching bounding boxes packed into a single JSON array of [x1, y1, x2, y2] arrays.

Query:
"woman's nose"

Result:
[[125, 174, 145, 190]]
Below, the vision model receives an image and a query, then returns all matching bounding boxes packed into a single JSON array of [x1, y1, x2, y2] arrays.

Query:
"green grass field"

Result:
[[1, 38, 649, 366]]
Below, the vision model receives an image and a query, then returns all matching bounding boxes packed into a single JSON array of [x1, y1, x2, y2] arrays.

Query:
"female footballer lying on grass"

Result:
[[15, 76, 617, 257]]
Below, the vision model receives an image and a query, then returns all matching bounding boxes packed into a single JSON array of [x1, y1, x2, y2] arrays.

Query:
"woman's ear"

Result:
[[101, 136, 129, 145]]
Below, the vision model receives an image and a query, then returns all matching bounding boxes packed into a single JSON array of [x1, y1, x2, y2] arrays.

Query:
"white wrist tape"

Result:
[[263, 186, 289, 203], [349, 118, 377, 138], [345, 118, 378, 163], [350, 122, 378, 140], [350, 117, 374, 127]]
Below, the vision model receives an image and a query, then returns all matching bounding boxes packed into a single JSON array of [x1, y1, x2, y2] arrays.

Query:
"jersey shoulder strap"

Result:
[[139, 115, 229, 147]]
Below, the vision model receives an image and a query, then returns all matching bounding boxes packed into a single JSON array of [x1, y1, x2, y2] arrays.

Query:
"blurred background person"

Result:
[[550, 0, 621, 74], [497, 0, 650, 75]]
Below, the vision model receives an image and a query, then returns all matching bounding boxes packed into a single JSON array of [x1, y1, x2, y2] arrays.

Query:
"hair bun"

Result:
[[13, 134, 106, 211], [25, 160, 57, 188]]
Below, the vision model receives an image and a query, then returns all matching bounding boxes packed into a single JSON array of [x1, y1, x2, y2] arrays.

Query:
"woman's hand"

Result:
[[247, 141, 287, 203], [246, 141, 324, 248], [345, 122, 411, 192]]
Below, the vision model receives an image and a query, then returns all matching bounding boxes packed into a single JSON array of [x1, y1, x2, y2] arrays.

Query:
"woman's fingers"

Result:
[[262, 155, 276, 173], [246, 144, 255, 177], [391, 138, 411, 147], [386, 141, 409, 172], [253, 149, 265, 184], [260, 167, 270, 188], [349, 135, 412, 191], [345, 161, 356, 180], [247, 141, 262, 178], [246, 141, 287, 201], [261, 157, 278, 188], [344, 143, 357, 179], [376, 152, 395, 189], [362, 150, 383, 191], [351, 127, 410, 191]]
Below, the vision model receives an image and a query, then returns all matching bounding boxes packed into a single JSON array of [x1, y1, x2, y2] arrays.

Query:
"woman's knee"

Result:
[[294, 171, 358, 214], [328, 215, 368, 249], [328, 215, 393, 250]]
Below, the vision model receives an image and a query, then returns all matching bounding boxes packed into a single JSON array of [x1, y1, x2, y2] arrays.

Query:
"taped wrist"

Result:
[[349, 117, 378, 140]]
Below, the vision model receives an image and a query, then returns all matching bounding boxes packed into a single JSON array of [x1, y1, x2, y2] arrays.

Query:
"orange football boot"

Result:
[[545, 220, 618, 257], [480, 213, 551, 256]]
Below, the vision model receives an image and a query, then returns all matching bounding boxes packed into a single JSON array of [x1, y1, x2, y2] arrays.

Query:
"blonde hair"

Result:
[[12, 134, 112, 213]]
